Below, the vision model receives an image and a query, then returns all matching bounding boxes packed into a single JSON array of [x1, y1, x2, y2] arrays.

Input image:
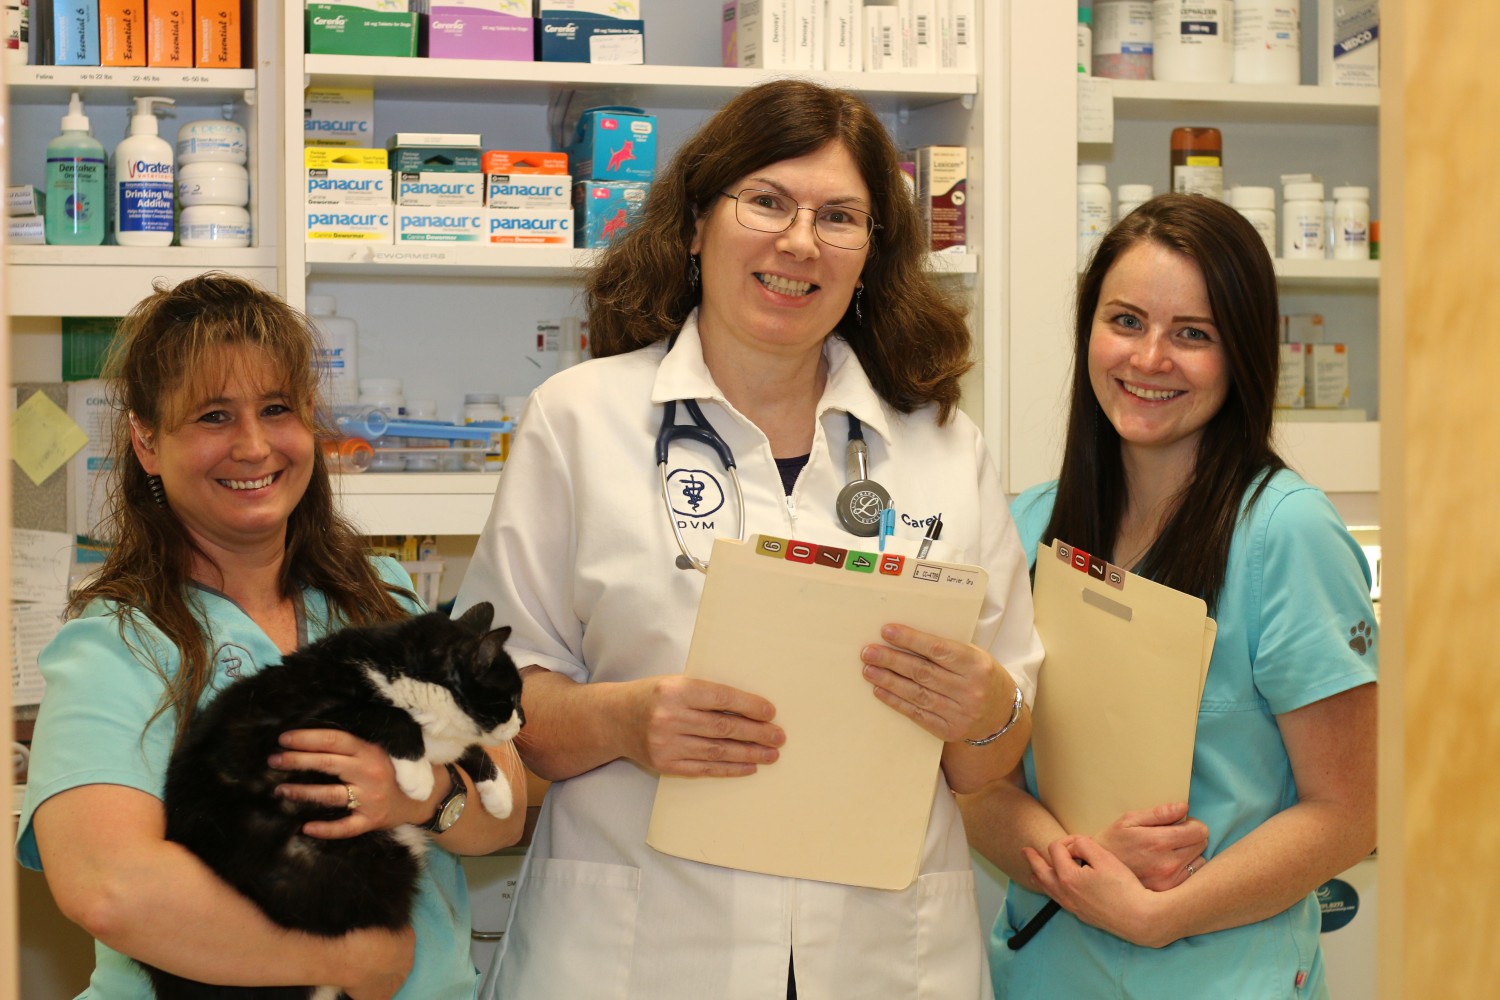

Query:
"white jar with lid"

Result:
[[1282, 180, 1326, 259], [1232, 0, 1299, 85], [1077, 164, 1112, 266], [176, 119, 248, 164], [178, 161, 249, 207], [464, 392, 504, 472], [178, 205, 251, 248], [359, 379, 407, 472], [1330, 185, 1370, 260], [1228, 185, 1277, 258], [1116, 183, 1154, 221]]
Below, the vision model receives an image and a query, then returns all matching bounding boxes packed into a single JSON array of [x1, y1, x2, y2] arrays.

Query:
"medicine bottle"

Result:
[[1228, 185, 1277, 258], [464, 392, 505, 472], [1117, 183, 1154, 222], [1092, 1, 1154, 79], [1233, 0, 1300, 85], [1153, 0, 1233, 83], [1331, 185, 1370, 260], [359, 378, 407, 472], [1170, 127, 1223, 201], [1077, 164, 1112, 267], [1077, 7, 1092, 75], [403, 398, 444, 472], [1281, 180, 1326, 259]]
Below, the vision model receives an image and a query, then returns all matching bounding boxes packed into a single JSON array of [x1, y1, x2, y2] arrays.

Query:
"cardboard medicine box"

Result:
[[916, 144, 967, 253], [537, 16, 644, 63], [574, 179, 648, 248], [1305, 343, 1350, 409], [1275, 343, 1306, 409], [305, 87, 376, 148], [147, 0, 191, 65], [307, 168, 393, 206], [388, 133, 483, 173], [486, 209, 573, 245], [395, 206, 487, 242], [481, 150, 568, 175], [486, 174, 571, 212], [306, 4, 418, 57], [195, 0, 240, 67], [538, 0, 643, 18], [426, 6, 533, 61], [396, 171, 485, 207], [306, 207, 393, 241], [566, 106, 655, 182], [100, 0, 146, 66]]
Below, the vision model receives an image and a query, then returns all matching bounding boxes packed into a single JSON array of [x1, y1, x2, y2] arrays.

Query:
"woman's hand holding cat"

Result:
[[628, 674, 785, 778], [271, 729, 424, 838]]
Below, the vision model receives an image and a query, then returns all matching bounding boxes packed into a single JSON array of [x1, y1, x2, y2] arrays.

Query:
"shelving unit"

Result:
[[280, 6, 998, 534], [1002, 4, 1382, 511]]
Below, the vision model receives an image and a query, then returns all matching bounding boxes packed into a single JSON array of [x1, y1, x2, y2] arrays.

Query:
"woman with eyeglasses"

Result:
[[454, 79, 1042, 999]]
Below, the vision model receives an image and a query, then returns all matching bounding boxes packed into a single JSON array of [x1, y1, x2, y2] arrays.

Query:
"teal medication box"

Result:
[[574, 180, 649, 248], [566, 106, 655, 182]]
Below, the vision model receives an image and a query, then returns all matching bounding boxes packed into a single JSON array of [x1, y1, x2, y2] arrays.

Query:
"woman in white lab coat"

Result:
[[455, 80, 1043, 1000]]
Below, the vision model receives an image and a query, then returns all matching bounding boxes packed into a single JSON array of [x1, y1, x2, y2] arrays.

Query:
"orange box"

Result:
[[147, 0, 192, 66], [481, 150, 569, 175], [195, 0, 240, 68], [101, 0, 147, 66]]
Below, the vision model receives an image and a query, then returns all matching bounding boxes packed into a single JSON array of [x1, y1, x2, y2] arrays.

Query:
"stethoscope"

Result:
[[656, 340, 892, 572]]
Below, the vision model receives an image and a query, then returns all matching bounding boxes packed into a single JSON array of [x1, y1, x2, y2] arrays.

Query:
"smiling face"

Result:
[[1088, 241, 1230, 473], [690, 141, 871, 364], [131, 344, 315, 566]]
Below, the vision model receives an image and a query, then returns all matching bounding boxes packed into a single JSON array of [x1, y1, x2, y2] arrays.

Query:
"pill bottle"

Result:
[[178, 204, 251, 248], [1092, 1, 1154, 79], [1331, 185, 1370, 259], [1369, 219, 1380, 260], [1117, 183, 1155, 222], [359, 378, 407, 472], [1281, 180, 1326, 259], [1170, 127, 1223, 200], [321, 437, 374, 475], [464, 392, 505, 472], [1228, 185, 1277, 258], [1153, 0, 1233, 83], [1077, 164, 1112, 267], [175, 119, 248, 165], [1232, 0, 1300, 85], [307, 296, 360, 406], [1077, 7, 1092, 75], [177, 161, 250, 207]]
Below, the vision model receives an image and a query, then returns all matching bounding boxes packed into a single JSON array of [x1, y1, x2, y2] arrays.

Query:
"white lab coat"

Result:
[[458, 313, 1043, 1000]]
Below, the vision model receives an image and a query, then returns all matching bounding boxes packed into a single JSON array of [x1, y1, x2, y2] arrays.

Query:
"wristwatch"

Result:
[[419, 762, 467, 834]]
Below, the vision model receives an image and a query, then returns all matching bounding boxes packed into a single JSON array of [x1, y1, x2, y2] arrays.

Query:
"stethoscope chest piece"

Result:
[[836, 417, 890, 537]]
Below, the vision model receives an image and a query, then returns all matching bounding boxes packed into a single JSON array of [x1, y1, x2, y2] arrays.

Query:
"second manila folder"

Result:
[[1031, 539, 1215, 836]]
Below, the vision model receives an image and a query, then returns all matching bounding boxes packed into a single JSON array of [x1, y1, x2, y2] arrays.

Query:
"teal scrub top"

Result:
[[16, 557, 481, 1000], [989, 469, 1378, 1000]]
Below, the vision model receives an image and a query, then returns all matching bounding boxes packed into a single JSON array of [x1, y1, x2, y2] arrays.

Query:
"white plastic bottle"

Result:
[[306, 295, 360, 406], [1331, 185, 1370, 260], [1093, 1, 1154, 79], [1228, 185, 1277, 257], [1117, 183, 1155, 221], [1232, 0, 1300, 85], [1077, 164, 1112, 266], [1152, 0, 1233, 84], [113, 96, 176, 247], [1077, 7, 1092, 75], [1282, 180, 1326, 259]]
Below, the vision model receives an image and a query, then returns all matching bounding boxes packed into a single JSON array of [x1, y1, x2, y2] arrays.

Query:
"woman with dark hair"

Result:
[[17, 272, 525, 998], [962, 195, 1377, 998], [456, 80, 1042, 998]]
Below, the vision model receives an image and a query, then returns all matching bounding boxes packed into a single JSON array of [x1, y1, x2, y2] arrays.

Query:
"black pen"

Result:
[[917, 516, 943, 559]]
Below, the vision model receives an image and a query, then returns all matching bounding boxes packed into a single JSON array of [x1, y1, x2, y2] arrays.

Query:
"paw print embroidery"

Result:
[[1348, 620, 1373, 656]]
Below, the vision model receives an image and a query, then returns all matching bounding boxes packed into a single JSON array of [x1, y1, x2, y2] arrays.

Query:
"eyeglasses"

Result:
[[719, 188, 877, 250]]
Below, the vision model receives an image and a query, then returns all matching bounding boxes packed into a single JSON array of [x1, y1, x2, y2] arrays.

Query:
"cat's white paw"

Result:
[[477, 777, 513, 819], [392, 757, 435, 801], [311, 986, 341, 1000]]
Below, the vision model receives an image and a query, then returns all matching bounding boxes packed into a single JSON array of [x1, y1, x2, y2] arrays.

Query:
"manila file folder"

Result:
[[1031, 539, 1215, 837], [647, 534, 988, 890]]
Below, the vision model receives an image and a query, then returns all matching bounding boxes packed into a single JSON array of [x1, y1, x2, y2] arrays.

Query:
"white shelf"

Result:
[[6, 246, 280, 316], [304, 242, 977, 279], [1105, 80, 1380, 125], [5, 65, 257, 104], [303, 55, 976, 112], [1273, 419, 1380, 494], [1274, 258, 1380, 288], [333, 473, 501, 536]]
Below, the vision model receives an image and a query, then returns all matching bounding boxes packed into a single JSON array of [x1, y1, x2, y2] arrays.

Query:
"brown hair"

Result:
[[585, 79, 972, 422], [1043, 194, 1286, 609], [71, 271, 412, 742]]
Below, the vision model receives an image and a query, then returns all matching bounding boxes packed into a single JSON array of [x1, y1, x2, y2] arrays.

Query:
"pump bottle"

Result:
[[44, 92, 106, 246], [113, 96, 176, 247]]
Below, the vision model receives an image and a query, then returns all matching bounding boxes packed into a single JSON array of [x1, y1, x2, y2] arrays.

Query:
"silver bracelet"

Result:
[[964, 685, 1025, 746]]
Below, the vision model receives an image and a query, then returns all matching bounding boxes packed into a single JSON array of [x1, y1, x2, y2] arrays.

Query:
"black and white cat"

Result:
[[143, 601, 524, 1000]]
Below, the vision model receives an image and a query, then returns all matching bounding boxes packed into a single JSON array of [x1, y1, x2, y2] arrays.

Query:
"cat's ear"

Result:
[[455, 602, 494, 635], [477, 625, 512, 665]]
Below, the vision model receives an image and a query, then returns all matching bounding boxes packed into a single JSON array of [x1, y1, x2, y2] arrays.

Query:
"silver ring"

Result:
[[1185, 860, 1198, 877], [345, 783, 360, 811]]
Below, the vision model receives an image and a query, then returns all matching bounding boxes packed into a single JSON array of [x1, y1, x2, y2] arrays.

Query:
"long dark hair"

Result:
[[1043, 194, 1285, 610], [72, 272, 412, 743], [585, 78, 972, 422]]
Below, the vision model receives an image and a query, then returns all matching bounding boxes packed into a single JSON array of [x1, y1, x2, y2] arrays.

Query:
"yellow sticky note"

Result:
[[11, 391, 91, 487]]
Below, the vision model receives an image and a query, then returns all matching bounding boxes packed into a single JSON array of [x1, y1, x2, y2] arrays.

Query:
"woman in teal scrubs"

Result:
[[963, 195, 1377, 999]]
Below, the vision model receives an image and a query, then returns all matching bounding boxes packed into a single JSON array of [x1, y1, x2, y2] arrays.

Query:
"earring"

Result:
[[854, 285, 864, 324], [688, 254, 700, 289], [147, 475, 167, 507]]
